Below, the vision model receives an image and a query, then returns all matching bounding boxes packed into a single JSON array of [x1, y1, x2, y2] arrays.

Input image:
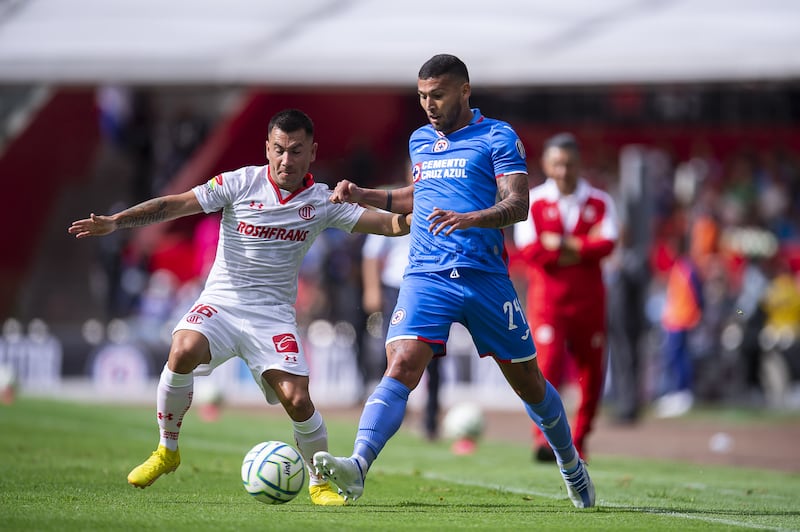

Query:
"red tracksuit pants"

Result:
[[530, 307, 606, 459]]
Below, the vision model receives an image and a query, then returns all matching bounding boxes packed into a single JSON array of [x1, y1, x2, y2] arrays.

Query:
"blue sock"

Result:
[[353, 376, 410, 469], [524, 380, 578, 469]]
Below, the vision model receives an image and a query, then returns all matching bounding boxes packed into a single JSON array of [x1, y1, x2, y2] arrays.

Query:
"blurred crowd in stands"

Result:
[[4, 84, 800, 419]]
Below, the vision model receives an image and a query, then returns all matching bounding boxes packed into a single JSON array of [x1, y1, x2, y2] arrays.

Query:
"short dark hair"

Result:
[[268, 109, 314, 138], [418, 54, 469, 82], [544, 132, 580, 154]]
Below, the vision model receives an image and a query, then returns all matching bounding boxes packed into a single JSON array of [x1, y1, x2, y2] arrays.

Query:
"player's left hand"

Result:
[[427, 208, 472, 236]]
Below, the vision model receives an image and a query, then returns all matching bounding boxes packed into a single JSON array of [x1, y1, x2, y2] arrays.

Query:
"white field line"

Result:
[[397, 470, 789, 531]]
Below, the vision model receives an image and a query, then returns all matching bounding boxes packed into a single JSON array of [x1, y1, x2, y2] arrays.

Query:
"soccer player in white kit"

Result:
[[69, 109, 411, 506]]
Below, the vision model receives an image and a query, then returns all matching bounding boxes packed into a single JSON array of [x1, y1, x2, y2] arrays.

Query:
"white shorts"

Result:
[[173, 297, 308, 405]]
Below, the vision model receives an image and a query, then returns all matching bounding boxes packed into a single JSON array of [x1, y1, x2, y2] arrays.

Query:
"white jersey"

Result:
[[192, 165, 364, 311]]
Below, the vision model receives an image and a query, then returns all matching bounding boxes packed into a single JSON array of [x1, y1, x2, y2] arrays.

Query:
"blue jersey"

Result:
[[408, 108, 527, 275]]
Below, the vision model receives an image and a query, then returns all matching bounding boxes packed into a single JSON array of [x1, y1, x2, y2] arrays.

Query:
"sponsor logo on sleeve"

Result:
[[206, 174, 223, 192], [515, 139, 526, 159]]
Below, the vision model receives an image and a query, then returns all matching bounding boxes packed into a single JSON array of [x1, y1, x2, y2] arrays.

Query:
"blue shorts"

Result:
[[386, 268, 536, 363]]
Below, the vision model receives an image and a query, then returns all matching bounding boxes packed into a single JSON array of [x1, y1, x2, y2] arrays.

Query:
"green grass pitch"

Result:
[[1, 398, 798, 531]]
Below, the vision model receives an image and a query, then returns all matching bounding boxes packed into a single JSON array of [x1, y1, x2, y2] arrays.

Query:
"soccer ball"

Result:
[[241, 441, 306, 504], [443, 403, 485, 441]]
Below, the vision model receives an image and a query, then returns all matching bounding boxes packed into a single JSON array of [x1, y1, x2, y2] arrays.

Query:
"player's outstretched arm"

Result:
[[68, 190, 203, 239], [353, 211, 412, 237], [330, 180, 414, 214], [427, 172, 529, 236]]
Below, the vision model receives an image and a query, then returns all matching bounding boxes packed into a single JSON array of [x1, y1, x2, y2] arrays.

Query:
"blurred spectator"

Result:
[[360, 230, 403, 390], [362, 227, 443, 440], [759, 257, 800, 405], [654, 235, 704, 418], [320, 228, 366, 351], [762, 259, 800, 338], [605, 146, 659, 424], [514, 133, 618, 461], [730, 231, 776, 400]]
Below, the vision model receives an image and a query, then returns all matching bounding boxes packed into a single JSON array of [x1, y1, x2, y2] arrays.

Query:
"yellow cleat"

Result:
[[127, 445, 180, 488], [309, 481, 347, 506]]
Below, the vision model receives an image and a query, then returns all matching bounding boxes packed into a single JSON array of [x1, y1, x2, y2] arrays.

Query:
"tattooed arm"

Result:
[[68, 190, 203, 239], [426, 172, 529, 236]]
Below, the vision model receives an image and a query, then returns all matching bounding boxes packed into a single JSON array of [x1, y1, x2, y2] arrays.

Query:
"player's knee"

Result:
[[385, 359, 427, 389], [385, 341, 432, 389], [281, 394, 314, 421], [168, 335, 210, 373], [511, 367, 548, 404], [167, 349, 202, 373]]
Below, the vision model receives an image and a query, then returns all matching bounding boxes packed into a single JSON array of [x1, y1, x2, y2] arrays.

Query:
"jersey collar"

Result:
[[434, 108, 484, 138], [267, 166, 315, 204]]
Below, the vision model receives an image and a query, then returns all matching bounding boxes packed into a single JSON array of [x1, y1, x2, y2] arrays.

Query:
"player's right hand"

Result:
[[68, 213, 117, 238], [329, 180, 362, 204]]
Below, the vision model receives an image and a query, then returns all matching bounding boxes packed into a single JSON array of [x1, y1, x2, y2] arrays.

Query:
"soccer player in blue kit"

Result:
[[314, 54, 595, 508]]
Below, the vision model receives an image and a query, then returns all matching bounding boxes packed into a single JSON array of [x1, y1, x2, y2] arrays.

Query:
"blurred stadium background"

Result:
[[1, 0, 800, 417]]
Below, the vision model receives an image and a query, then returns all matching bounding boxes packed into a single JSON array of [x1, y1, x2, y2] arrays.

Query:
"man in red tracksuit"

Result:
[[514, 133, 618, 462]]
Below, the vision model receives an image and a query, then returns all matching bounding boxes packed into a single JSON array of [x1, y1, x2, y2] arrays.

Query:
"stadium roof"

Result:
[[1, 0, 799, 87]]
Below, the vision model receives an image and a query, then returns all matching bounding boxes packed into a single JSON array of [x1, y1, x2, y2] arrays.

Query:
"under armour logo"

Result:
[[450, 268, 460, 279]]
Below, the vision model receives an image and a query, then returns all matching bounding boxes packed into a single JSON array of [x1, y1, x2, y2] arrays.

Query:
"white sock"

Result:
[[156, 366, 194, 451], [292, 410, 328, 486]]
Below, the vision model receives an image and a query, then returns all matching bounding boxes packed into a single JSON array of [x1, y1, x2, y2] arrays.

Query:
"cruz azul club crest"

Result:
[[433, 137, 449, 152]]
